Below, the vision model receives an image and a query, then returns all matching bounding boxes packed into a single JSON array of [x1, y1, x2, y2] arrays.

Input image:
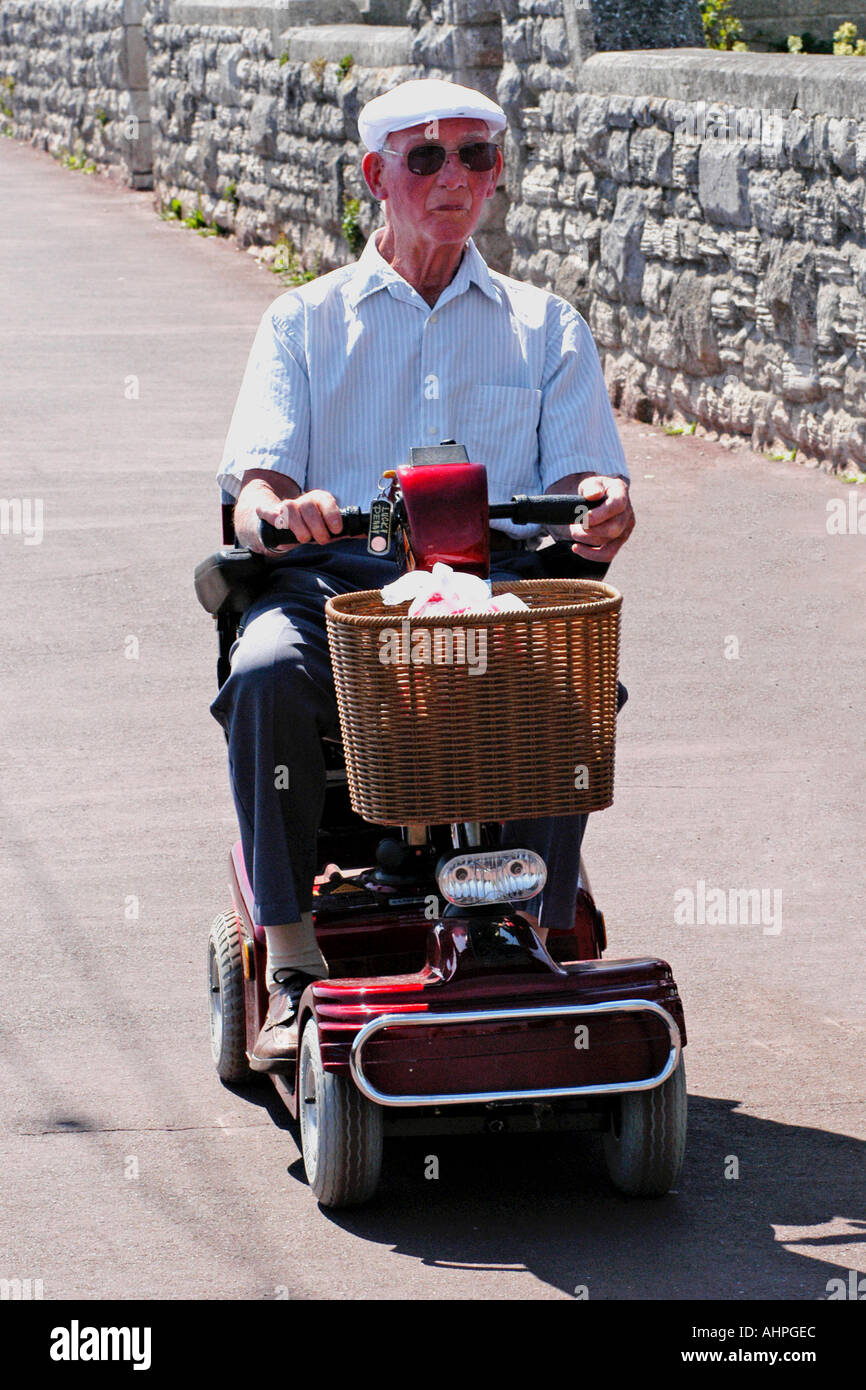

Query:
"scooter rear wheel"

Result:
[[602, 1055, 687, 1197], [298, 1018, 383, 1208], [208, 909, 254, 1085]]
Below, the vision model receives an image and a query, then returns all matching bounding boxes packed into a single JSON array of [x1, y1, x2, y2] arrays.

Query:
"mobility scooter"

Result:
[[195, 445, 687, 1208]]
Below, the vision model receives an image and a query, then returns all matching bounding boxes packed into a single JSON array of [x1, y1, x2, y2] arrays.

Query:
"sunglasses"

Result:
[[380, 141, 500, 176]]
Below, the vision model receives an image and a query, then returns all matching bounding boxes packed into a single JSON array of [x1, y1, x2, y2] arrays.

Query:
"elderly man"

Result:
[[211, 79, 635, 1070]]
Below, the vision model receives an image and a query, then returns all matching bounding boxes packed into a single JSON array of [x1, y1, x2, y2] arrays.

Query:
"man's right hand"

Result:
[[256, 490, 344, 551], [234, 471, 343, 553]]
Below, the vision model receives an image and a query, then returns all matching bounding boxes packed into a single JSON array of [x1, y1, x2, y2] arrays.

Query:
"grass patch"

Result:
[[271, 236, 320, 285], [341, 196, 364, 257], [160, 197, 221, 234], [60, 149, 96, 173], [183, 204, 208, 230]]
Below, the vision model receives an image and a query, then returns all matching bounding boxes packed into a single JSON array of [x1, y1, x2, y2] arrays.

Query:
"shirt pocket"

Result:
[[458, 384, 543, 476]]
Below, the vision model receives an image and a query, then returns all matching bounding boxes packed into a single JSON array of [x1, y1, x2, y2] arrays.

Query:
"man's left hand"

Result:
[[567, 476, 634, 564]]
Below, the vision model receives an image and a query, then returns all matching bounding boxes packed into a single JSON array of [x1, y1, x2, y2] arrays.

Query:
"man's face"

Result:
[[362, 117, 502, 249]]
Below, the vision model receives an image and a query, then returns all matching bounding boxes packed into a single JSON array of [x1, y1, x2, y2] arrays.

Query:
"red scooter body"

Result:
[[226, 841, 685, 1123]]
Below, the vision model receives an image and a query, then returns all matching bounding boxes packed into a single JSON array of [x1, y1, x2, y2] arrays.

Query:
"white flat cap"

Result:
[[358, 78, 506, 152]]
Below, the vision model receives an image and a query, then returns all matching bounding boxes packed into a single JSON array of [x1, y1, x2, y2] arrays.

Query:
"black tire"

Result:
[[602, 1055, 687, 1197], [207, 910, 253, 1084], [298, 1018, 383, 1208]]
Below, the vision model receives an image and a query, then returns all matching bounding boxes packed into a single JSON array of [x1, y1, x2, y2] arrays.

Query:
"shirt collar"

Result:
[[344, 230, 501, 311]]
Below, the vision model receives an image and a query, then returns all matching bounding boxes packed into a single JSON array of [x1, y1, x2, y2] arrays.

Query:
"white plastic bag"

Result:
[[380, 562, 529, 616]]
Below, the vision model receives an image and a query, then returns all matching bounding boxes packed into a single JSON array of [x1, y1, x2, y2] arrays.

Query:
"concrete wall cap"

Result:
[[581, 49, 866, 121], [280, 23, 411, 66], [169, 1, 289, 34], [167, 0, 410, 39]]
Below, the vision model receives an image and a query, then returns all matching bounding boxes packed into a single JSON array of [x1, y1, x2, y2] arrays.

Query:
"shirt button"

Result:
[[429, 313, 438, 323], [428, 426, 437, 436]]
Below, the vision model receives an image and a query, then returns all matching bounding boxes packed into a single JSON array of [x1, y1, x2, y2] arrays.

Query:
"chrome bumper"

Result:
[[349, 998, 682, 1108]]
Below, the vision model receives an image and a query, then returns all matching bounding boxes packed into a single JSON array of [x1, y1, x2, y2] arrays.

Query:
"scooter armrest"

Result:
[[194, 547, 271, 615], [532, 537, 610, 581]]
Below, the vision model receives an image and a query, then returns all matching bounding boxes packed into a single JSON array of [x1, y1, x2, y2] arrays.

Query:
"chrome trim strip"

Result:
[[348, 999, 681, 1108]]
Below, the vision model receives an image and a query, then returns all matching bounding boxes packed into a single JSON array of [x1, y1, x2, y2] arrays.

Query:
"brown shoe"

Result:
[[248, 969, 314, 1073]]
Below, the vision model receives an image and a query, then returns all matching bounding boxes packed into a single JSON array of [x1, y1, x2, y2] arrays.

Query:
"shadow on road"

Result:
[[304, 1096, 866, 1300]]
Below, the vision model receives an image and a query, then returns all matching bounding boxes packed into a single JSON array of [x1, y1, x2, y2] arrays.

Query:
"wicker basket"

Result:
[[325, 579, 621, 826]]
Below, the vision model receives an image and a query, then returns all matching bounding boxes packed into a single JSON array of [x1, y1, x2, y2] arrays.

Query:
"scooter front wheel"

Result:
[[298, 1017, 383, 1208], [207, 909, 254, 1085], [602, 1055, 687, 1197]]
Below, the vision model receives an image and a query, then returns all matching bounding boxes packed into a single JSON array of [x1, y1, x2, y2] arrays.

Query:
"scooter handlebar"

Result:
[[258, 506, 366, 551], [257, 492, 603, 551], [492, 493, 605, 525]]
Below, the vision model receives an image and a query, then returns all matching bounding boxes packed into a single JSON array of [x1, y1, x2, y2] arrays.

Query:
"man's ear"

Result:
[[362, 150, 387, 201]]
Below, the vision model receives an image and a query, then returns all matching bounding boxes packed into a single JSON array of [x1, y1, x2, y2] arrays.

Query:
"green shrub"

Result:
[[781, 30, 831, 53], [702, 0, 746, 50], [833, 21, 866, 54], [337, 54, 354, 79]]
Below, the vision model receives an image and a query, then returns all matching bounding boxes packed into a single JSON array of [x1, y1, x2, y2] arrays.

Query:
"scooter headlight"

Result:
[[436, 850, 547, 906]]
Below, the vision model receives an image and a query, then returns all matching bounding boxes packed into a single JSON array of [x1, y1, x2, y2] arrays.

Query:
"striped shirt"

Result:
[[217, 231, 629, 536]]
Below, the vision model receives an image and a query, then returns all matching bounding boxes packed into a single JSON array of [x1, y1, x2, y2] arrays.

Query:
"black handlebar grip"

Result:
[[505, 493, 605, 525], [259, 518, 299, 549], [258, 506, 366, 551]]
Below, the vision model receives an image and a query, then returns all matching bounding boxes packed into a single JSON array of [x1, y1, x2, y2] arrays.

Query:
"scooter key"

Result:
[[367, 497, 394, 556]]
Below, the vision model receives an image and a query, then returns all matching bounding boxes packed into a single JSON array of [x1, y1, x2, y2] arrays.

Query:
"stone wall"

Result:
[[144, 0, 415, 267], [497, 0, 705, 300], [0, 0, 152, 186], [504, 47, 866, 468], [409, 0, 502, 98]]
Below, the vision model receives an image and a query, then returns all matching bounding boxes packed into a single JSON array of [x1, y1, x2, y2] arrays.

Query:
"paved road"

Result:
[[1, 136, 864, 1302]]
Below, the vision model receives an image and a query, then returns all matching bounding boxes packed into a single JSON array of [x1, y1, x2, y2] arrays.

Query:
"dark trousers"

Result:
[[210, 540, 597, 930]]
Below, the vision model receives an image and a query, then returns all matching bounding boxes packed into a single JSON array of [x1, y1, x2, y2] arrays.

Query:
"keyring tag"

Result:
[[367, 497, 393, 555]]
